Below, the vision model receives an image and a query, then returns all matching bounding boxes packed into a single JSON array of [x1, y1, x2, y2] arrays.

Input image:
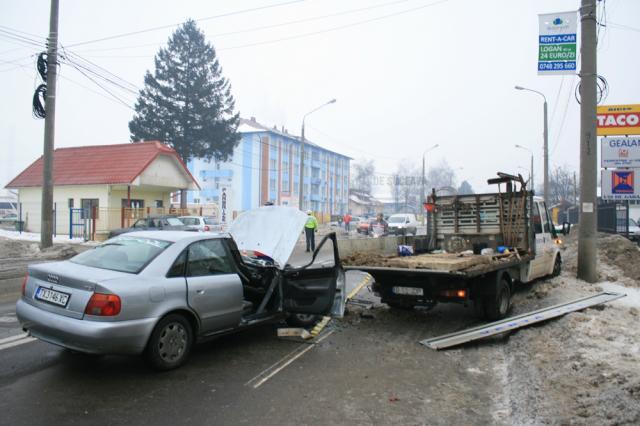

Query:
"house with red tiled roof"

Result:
[[5, 141, 199, 238]]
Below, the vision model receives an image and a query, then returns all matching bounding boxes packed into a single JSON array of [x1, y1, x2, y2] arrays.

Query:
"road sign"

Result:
[[602, 137, 640, 168], [601, 170, 640, 200], [538, 11, 577, 75], [597, 104, 640, 136]]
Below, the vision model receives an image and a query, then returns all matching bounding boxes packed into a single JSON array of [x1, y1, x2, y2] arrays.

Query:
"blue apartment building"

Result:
[[186, 117, 350, 220]]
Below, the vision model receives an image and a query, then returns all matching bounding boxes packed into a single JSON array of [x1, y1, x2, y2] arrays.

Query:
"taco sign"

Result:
[[597, 104, 640, 136]]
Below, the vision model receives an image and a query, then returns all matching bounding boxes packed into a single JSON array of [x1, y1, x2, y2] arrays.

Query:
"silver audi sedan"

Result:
[[17, 207, 345, 370]]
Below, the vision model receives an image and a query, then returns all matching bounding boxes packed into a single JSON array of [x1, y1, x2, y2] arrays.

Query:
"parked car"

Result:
[[108, 215, 188, 238], [0, 213, 18, 224], [179, 216, 223, 233], [387, 213, 419, 235], [16, 207, 345, 370], [357, 218, 376, 234]]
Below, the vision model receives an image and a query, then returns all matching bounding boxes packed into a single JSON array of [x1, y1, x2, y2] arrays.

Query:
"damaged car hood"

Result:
[[230, 206, 308, 269]]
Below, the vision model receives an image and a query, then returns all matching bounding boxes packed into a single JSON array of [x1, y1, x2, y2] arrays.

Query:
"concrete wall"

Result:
[[337, 236, 405, 258]]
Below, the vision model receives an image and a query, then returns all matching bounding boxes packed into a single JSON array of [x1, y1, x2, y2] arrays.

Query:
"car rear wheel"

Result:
[[145, 314, 193, 371]]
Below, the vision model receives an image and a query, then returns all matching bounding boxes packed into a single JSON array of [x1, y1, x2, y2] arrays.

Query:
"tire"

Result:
[[144, 314, 193, 371], [286, 313, 320, 328], [551, 255, 562, 277], [475, 274, 511, 321], [386, 300, 415, 310]]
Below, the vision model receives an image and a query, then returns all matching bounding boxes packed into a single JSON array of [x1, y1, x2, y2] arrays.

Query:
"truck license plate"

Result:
[[392, 286, 423, 296], [35, 287, 70, 307]]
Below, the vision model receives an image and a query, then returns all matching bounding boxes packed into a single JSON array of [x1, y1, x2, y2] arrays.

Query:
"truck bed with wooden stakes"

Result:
[[343, 172, 571, 320]]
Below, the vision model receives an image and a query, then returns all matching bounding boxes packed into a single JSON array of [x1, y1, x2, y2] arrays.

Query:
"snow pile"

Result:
[[0, 229, 97, 246], [505, 231, 640, 424]]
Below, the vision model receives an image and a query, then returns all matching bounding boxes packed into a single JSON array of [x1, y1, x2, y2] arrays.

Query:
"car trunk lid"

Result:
[[25, 261, 130, 319]]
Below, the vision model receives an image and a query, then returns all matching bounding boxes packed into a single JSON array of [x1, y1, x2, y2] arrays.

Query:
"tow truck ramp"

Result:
[[421, 292, 626, 350]]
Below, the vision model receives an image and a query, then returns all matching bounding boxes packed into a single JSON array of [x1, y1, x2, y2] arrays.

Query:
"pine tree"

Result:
[[129, 19, 240, 206]]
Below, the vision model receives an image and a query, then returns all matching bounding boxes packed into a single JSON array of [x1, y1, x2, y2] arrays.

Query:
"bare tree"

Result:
[[350, 159, 375, 194], [426, 160, 457, 192], [547, 164, 578, 205]]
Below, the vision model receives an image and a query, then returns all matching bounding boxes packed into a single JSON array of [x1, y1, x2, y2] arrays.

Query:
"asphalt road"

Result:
[[0, 237, 506, 426], [0, 266, 506, 426]]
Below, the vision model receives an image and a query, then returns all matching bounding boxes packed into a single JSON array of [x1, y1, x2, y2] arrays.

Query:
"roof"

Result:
[[5, 141, 199, 189], [238, 117, 352, 160]]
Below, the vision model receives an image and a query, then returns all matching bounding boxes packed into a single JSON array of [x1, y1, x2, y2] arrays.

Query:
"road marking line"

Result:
[[0, 315, 17, 323], [0, 335, 36, 351], [246, 330, 334, 389], [0, 333, 28, 345]]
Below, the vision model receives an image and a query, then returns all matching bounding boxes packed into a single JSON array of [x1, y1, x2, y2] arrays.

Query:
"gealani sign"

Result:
[[601, 137, 640, 169]]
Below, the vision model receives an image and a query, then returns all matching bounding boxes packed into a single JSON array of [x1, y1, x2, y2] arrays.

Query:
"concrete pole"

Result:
[[421, 155, 425, 225], [531, 154, 534, 192], [543, 100, 549, 204], [40, 0, 59, 249], [577, 0, 598, 283]]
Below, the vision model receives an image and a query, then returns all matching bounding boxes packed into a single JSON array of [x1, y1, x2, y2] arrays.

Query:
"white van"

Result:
[[387, 213, 419, 235]]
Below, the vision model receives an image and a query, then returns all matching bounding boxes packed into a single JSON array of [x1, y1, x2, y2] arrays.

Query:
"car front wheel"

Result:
[[145, 314, 193, 371], [286, 313, 320, 328]]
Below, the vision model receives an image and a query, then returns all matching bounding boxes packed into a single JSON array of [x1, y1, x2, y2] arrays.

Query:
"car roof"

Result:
[[117, 230, 228, 243]]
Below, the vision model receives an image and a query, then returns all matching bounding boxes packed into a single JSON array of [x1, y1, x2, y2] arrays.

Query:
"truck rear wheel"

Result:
[[475, 274, 511, 321]]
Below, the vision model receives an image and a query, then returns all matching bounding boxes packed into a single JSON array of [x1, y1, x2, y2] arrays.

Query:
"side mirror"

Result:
[[562, 222, 571, 235]]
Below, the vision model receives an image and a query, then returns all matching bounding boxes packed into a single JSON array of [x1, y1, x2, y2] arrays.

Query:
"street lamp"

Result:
[[299, 99, 336, 211], [421, 143, 439, 225], [515, 144, 534, 191], [515, 85, 548, 204]]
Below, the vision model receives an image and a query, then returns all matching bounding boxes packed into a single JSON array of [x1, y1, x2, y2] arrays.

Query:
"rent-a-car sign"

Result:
[[597, 104, 640, 136], [602, 137, 640, 168]]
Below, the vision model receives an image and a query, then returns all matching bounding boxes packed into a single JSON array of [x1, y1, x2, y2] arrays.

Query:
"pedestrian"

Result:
[[343, 212, 352, 232], [369, 213, 388, 237], [304, 210, 318, 252]]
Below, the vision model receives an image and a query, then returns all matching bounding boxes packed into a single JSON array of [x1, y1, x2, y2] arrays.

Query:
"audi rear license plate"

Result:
[[392, 286, 423, 296], [35, 287, 70, 307]]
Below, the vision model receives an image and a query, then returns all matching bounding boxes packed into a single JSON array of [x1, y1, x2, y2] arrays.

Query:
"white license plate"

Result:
[[392, 286, 423, 296], [35, 287, 70, 307]]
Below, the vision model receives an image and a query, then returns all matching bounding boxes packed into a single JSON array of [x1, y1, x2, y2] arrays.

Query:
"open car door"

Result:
[[282, 233, 345, 318]]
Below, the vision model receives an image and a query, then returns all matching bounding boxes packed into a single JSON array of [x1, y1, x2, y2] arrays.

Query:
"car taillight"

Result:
[[204, 225, 210, 232], [21, 272, 28, 296], [85, 293, 121, 316]]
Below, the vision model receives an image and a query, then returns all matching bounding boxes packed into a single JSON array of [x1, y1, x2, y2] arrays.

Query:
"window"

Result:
[[533, 204, 543, 234], [81, 198, 100, 219], [167, 250, 187, 277], [269, 159, 277, 170], [68, 198, 74, 208], [186, 239, 234, 277], [270, 179, 276, 191], [155, 200, 163, 208], [71, 236, 171, 274]]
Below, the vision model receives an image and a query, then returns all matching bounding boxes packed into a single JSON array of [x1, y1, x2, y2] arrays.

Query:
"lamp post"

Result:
[[421, 144, 439, 225], [515, 85, 548, 204], [515, 144, 534, 191], [299, 99, 336, 211]]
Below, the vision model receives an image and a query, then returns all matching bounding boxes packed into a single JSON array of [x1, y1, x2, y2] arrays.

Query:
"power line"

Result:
[[65, 0, 309, 48], [219, 0, 453, 51], [60, 48, 139, 93], [63, 59, 136, 110], [0, 25, 46, 40], [72, 0, 417, 54]]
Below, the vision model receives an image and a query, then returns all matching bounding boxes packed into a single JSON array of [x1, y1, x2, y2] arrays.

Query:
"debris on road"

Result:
[[277, 327, 312, 341], [421, 292, 625, 350]]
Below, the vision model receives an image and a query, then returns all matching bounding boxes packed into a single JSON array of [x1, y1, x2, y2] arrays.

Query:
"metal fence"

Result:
[[597, 201, 629, 237]]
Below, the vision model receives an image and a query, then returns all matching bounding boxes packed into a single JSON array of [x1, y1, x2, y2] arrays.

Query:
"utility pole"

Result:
[[577, 0, 598, 283], [543, 99, 549, 204], [573, 171, 578, 205], [40, 0, 59, 249]]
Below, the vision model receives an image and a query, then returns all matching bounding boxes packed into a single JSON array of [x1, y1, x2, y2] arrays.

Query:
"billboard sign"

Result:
[[601, 170, 640, 200], [597, 104, 640, 136], [538, 11, 577, 75], [601, 137, 640, 168]]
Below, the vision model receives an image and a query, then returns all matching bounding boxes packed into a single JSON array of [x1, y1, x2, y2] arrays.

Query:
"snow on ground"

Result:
[[0, 229, 98, 246], [504, 230, 640, 425]]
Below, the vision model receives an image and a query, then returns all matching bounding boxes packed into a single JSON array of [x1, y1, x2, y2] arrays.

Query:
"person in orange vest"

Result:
[[343, 213, 352, 232]]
